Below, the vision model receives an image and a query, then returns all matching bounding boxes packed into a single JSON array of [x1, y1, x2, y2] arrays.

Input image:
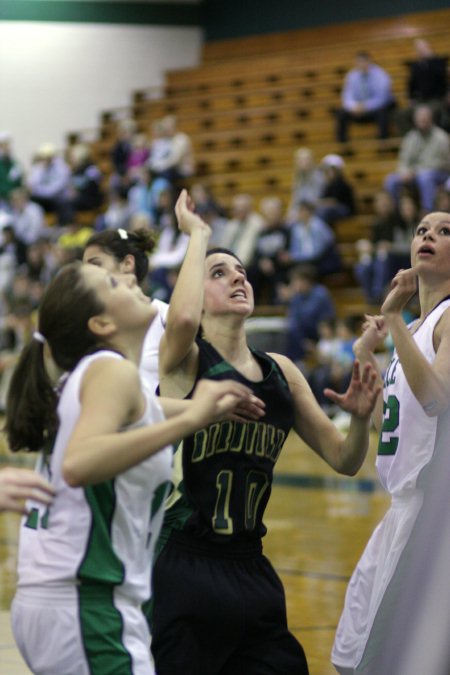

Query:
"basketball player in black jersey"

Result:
[[149, 190, 381, 675]]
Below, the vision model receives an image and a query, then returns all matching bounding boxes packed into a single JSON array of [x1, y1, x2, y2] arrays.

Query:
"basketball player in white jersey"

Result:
[[4, 261, 261, 675], [83, 227, 169, 393], [332, 211, 450, 674]]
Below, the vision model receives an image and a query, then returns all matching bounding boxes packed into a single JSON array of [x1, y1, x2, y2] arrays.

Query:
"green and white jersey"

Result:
[[333, 298, 450, 672], [376, 298, 450, 495], [16, 350, 172, 603]]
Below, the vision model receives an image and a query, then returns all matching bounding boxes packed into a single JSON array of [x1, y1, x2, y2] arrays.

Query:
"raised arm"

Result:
[[381, 268, 450, 416], [352, 314, 388, 432], [158, 190, 212, 378], [271, 353, 380, 475]]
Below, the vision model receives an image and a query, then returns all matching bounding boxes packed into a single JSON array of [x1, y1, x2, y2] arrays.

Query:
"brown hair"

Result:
[[84, 228, 156, 284], [5, 262, 113, 452]]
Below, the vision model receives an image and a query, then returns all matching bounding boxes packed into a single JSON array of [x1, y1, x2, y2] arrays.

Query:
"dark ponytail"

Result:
[[5, 339, 58, 452], [84, 228, 156, 284], [5, 262, 109, 453]]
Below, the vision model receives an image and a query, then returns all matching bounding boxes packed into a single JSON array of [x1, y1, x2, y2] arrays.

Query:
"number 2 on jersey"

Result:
[[377, 394, 400, 456]]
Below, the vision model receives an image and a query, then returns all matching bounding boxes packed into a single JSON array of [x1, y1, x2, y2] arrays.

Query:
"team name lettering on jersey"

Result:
[[190, 420, 286, 464], [384, 356, 399, 386]]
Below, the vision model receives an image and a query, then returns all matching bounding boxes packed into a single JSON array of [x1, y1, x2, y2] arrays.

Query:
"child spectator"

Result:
[[247, 196, 291, 304], [316, 154, 355, 226]]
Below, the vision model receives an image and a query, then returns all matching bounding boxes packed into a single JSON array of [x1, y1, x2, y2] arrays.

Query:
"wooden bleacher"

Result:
[[68, 8, 450, 317]]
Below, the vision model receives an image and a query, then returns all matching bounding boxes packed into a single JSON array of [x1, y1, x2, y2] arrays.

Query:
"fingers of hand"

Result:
[[323, 388, 342, 404], [352, 360, 361, 383], [360, 362, 374, 385]]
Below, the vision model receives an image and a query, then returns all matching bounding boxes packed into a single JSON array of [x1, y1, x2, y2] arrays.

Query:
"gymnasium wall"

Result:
[[203, 0, 450, 40], [0, 1, 203, 167]]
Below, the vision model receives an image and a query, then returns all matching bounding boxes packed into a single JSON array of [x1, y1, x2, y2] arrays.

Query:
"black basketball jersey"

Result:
[[162, 338, 295, 544]]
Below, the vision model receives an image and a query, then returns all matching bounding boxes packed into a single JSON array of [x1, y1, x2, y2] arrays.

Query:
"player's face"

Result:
[[83, 245, 134, 276], [203, 253, 254, 317], [81, 264, 156, 333], [411, 212, 450, 276]]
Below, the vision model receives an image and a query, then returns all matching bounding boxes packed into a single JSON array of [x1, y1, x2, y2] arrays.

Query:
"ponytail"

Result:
[[5, 261, 109, 452], [5, 339, 58, 452]]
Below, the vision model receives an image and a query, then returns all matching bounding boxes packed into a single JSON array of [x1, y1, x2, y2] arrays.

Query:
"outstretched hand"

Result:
[[191, 379, 265, 427], [381, 268, 418, 316], [324, 360, 381, 419], [175, 189, 211, 237], [0, 467, 55, 515]]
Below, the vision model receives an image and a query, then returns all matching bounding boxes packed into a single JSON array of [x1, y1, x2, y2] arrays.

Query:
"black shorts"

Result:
[[150, 531, 308, 675]]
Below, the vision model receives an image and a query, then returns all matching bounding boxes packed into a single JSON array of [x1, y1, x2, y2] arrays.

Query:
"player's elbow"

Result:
[[335, 458, 361, 477], [62, 454, 89, 488]]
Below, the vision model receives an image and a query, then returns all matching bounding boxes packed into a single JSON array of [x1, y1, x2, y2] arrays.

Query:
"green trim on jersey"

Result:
[[78, 480, 125, 584], [78, 586, 133, 674], [77, 480, 131, 670], [203, 361, 236, 378]]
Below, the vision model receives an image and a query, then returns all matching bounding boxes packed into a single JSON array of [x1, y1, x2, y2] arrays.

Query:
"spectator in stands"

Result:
[[354, 190, 412, 303], [219, 193, 264, 266], [316, 154, 355, 226], [189, 183, 228, 246], [289, 147, 325, 213], [62, 143, 103, 222], [127, 164, 172, 227], [9, 188, 46, 247], [110, 118, 136, 182], [281, 200, 340, 277], [25, 238, 57, 286], [384, 104, 450, 212], [396, 39, 449, 136], [0, 131, 23, 205], [27, 142, 71, 222], [308, 317, 358, 414], [148, 118, 172, 177], [0, 224, 22, 294], [397, 192, 421, 234], [148, 115, 195, 185], [126, 132, 150, 178], [56, 215, 94, 260], [335, 51, 396, 143], [278, 264, 336, 367], [247, 196, 291, 304], [95, 187, 132, 232], [0, 272, 36, 412], [148, 187, 189, 301], [190, 182, 225, 219], [434, 180, 450, 211]]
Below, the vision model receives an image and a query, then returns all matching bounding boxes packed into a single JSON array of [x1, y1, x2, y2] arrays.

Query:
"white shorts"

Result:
[[11, 585, 154, 675]]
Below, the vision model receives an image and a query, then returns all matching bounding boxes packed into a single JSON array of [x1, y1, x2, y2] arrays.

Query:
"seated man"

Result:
[[335, 51, 396, 143], [396, 39, 448, 135], [384, 104, 450, 212]]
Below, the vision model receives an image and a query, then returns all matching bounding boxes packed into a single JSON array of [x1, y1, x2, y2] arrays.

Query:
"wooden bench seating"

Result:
[[66, 8, 450, 317], [202, 9, 450, 61]]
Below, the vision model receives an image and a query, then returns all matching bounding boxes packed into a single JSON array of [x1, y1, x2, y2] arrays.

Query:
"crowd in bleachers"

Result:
[[0, 36, 449, 413]]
